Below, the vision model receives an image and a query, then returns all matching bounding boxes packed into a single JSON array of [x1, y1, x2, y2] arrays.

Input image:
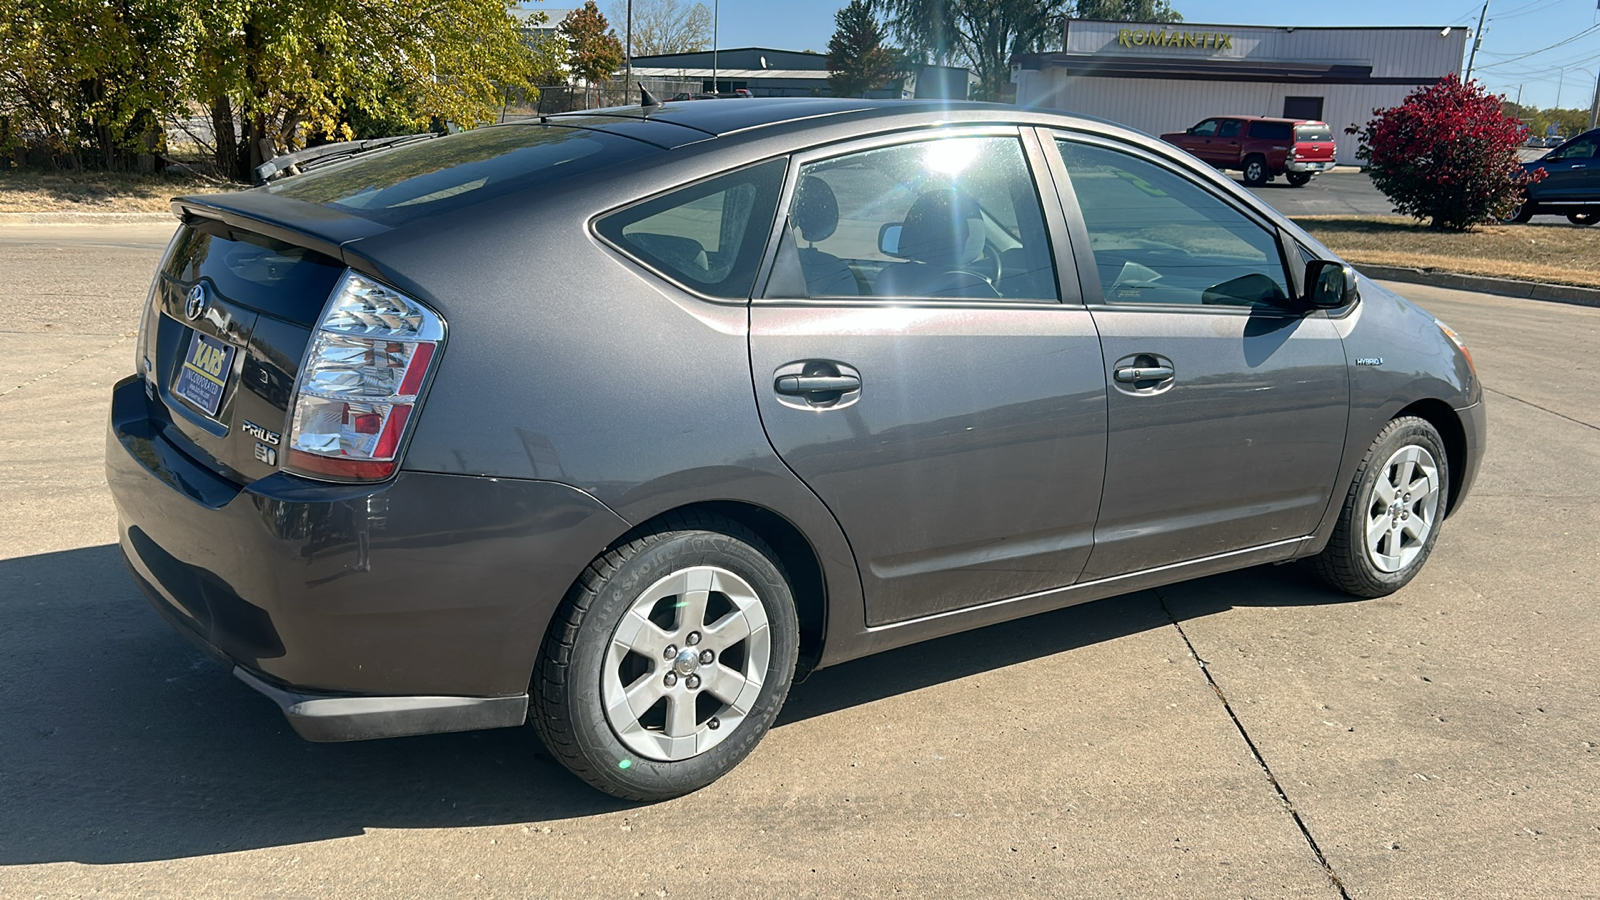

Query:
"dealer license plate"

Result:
[[174, 330, 235, 417]]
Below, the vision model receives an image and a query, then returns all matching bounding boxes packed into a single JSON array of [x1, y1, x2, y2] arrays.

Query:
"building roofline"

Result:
[[1064, 18, 1462, 32]]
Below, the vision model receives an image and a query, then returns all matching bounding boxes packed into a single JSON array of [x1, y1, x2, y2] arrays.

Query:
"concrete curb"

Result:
[[1360, 264, 1600, 309], [0, 211, 173, 224]]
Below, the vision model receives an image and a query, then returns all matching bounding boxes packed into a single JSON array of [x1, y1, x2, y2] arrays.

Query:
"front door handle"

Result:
[[1114, 365, 1174, 383], [776, 374, 860, 395]]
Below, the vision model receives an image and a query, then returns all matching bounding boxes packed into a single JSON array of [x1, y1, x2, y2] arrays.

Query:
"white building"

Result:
[[1013, 20, 1469, 166]]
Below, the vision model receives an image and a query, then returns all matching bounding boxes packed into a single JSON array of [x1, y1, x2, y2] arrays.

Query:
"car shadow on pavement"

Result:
[[780, 561, 1354, 726], [0, 543, 1356, 865]]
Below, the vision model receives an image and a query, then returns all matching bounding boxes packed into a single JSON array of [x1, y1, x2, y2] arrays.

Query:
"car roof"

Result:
[[1204, 115, 1326, 126], [549, 97, 1026, 140]]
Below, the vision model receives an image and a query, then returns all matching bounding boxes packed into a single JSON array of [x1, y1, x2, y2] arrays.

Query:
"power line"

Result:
[[1480, 23, 1600, 65]]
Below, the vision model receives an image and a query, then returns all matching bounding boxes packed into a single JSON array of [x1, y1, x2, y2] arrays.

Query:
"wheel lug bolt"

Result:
[[708, 717, 720, 730], [699, 649, 714, 665], [664, 672, 677, 687], [686, 631, 701, 646], [663, 645, 677, 659], [686, 674, 701, 690]]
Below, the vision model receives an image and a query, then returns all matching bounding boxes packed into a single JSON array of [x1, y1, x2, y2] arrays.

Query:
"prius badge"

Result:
[[184, 283, 209, 321]]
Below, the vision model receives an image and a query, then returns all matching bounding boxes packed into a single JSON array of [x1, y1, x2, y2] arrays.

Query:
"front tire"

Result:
[[1567, 212, 1597, 226], [531, 513, 799, 801], [1242, 156, 1269, 186], [1310, 417, 1449, 598], [1503, 199, 1534, 223]]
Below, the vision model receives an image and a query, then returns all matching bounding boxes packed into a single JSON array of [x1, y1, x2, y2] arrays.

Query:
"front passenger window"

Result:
[[1056, 140, 1292, 309]]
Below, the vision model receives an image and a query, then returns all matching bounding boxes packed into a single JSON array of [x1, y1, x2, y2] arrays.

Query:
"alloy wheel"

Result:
[[1364, 444, 1441, 573], [602, 565, 771, 761]]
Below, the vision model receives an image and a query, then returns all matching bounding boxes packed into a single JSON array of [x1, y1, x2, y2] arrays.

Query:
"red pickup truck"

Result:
[[1161, 116, 1337, 187]]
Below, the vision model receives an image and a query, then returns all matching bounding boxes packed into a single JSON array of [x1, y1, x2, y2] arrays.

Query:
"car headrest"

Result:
[[792, 176, 840, 243], [897, 189, 983, 266]]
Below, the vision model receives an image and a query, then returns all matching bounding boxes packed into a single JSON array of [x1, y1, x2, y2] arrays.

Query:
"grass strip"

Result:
[[1296, 215, 1600, 289], [0, 170, 225, 213]]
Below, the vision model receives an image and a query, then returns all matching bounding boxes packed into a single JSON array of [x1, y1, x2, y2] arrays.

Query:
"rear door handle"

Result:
[[1114, 365, 1174, 383], [776, 374, 860, 395]]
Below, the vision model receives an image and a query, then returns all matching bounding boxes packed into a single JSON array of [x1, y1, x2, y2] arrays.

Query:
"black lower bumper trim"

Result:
[[233, 667, 529, 742]]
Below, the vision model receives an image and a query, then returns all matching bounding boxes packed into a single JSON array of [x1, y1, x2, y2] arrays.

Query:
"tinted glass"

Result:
[[268, 125, 656, 226], [1551, 138, 1597, 160], [1251, 122, 1293, 141], [1057, 140, 1291, 309], [1216, 120, 1243, 138], [164, 225, 345, 324], [778, 136, 1056, 300], [596, 158, 786, 299], [1294, 124, 1334, 142], [1190, 120, 1218, 137]]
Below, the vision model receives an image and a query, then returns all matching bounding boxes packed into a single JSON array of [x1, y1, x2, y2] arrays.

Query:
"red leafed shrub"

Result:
[[1351, 75, 1540, 231]]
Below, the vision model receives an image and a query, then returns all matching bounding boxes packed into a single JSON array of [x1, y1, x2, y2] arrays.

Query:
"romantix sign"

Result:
[[1117, 29, 1235, 50]]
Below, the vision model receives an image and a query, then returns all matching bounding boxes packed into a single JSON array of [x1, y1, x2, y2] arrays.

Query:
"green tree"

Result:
[[561, 1, 624, 87], [0, 0, 189, 170], [610, 0, 712, 56], [882, 0, 1075, 101], [1501, 101, 1587, 142], [1072, 0, 1181, 22], [187, 0, 540, 181], [882, 0, 1183, 101], [827, 1, 901, 98]]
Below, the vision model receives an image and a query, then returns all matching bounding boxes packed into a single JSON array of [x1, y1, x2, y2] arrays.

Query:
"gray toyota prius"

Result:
[[107, 98, 1484, 800]]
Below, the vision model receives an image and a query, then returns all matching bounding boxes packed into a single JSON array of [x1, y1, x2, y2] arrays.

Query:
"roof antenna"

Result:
[[639, 83, 662, 112]]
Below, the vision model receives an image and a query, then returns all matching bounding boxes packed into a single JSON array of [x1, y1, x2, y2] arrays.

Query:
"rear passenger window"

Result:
[[1250, 121, 1292, 141], [596, 159, 787, 299], [1057, 140, 1291, 309]]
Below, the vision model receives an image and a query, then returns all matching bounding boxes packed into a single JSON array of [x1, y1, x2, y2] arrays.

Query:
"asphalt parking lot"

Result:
[[1242, 170, 1396, 217], [2, 223, 1596, 898]]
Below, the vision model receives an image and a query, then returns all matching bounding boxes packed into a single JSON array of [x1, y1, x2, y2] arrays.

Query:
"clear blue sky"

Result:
[[670, 0, 1600, 110]]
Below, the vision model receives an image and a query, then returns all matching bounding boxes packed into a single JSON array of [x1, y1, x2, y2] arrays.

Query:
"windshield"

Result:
[[1295, 124, 1334, 142], [268, 125, 657, 226]]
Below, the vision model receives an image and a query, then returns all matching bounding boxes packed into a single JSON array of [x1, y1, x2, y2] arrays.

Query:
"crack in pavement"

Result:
[[1484, 387, 1599, 433], [0, 335, 129, 399], [1156, 589, 1354, 900]]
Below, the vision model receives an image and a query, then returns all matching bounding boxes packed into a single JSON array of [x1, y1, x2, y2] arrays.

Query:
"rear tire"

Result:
[[1567, 212, 1597, 226], [1286, 172, 1312, 187], [1310, 417, 1449, 598], [530, 512, 799, 801], [1502, 200, 1534, 223], [1242, 156, 1269, 186]]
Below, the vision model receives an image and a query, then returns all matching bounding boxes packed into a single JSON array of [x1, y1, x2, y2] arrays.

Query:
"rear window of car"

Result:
[[1295, 124, 1334, 142], [267, 125, 657, 226], [1249, 121, 1292, 141], [595, 159, 788, 300]]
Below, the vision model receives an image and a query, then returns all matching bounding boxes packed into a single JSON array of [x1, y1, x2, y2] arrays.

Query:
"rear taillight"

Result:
[[284, 270, 444, 482]]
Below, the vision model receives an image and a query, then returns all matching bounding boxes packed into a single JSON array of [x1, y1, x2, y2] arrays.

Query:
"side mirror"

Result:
[[1304, 260, 1358, 309], [878, 222, 904, 257]]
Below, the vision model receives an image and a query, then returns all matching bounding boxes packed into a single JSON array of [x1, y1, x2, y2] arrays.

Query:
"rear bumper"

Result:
[[107, 374, 630, 736], [1286, 160, 1335, 174]]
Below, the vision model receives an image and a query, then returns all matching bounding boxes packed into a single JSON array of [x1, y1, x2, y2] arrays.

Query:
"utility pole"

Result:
[[1590, 65, 1599, 130], [625, 0, 633, 90], [712, 0, 720, 94], [1465, 1, 1489, 81]]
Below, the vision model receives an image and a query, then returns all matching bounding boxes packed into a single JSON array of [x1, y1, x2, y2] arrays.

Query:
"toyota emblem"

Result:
[[184, 283, 209, 321]]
